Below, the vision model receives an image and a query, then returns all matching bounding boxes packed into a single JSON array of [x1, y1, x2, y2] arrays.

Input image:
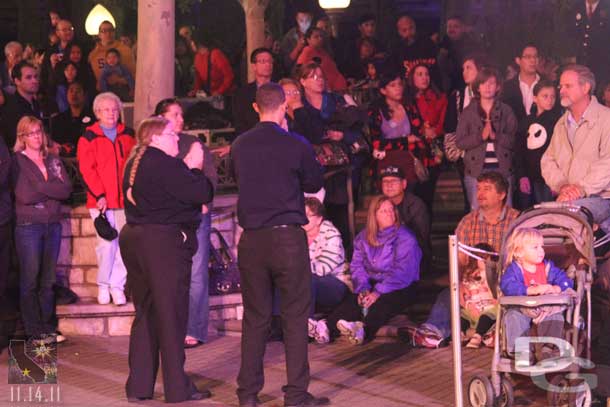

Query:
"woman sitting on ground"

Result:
[[303, 197, 350, 342], [311, 195, 421, 344]]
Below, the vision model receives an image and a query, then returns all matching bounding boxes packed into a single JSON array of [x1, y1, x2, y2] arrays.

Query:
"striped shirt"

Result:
[[483, 141, 499, 170], [309, 220, 346, 277]]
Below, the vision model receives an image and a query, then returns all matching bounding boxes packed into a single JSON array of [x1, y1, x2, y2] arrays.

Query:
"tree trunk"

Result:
[[242, 0, 269, 82], [134, 0, 175, 126]]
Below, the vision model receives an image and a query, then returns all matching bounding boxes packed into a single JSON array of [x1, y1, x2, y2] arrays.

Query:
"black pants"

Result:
[[460, 314, 495, 336], [119, 224, 198, 403], [236, 225, 311, 405], [327, 285, 416, 341]]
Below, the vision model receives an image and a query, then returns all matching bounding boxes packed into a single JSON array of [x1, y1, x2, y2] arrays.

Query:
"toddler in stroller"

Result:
[[500, 228, 573, 363]]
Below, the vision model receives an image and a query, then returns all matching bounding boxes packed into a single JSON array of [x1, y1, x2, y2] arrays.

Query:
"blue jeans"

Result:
[[187, 212, 211, 343], [273, 274, 348, 318], [464, 174, 513, 211], [504, 308, 564, 353], [311, 274, 347, 317], [15, 223, 62, 337], [422, 287, 451, 338], [572, 196, 610, 233]]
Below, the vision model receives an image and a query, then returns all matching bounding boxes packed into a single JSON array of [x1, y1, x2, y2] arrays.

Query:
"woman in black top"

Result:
[[118, 117, 214, 403]]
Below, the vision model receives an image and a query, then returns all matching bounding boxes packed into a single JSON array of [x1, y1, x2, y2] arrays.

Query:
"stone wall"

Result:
[[56, 194, 239, 301]]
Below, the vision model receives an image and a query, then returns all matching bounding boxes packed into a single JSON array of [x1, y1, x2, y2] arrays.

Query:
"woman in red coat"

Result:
[[191, 36, 234, 96], [406, 64, 447, 214], [296, 27, 346, 92], [77, 92, 136, 305]]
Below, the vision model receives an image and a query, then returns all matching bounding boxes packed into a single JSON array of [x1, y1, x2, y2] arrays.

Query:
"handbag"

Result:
[[443, 132, 464, 162], [313, 142, 350, 167], [409, 151, 429, 182], [208, 228, 241, 295]]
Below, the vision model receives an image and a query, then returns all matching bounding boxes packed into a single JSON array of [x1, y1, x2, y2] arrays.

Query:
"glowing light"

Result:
[[319, 0, 350, 9], [85, 4, 116, 36]]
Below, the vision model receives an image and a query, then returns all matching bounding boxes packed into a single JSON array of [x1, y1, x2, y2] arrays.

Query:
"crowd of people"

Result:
[[1, 1, 610, 405]]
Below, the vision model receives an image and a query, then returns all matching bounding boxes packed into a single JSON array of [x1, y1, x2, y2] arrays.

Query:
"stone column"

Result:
[[242, 0, 269, 82], [134, 0, 175, 126]]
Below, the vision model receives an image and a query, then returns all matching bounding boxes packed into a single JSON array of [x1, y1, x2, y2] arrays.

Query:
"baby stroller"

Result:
[[467, 203, 595, 407]]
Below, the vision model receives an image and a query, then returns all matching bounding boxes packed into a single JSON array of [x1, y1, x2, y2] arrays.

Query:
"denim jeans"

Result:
[[422, 287, 451, 338], [187, 212, 211, 343], [572, 196, 610, 233], [464, 174, 513, 211], [310, 274, 347, 317], [15, 223, 62, 336], [89, 208, 127, 290]]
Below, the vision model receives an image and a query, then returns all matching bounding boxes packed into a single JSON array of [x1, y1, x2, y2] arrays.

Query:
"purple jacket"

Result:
[[350, 225, 421, 295]]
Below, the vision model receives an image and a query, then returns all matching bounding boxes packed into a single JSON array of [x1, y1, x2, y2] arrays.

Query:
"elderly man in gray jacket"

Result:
[[541, 64, 610, 232]]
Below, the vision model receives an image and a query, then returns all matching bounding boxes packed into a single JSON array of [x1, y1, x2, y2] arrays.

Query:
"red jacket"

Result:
[[77, 122, 136, 209], [193, 48, 235, 96]]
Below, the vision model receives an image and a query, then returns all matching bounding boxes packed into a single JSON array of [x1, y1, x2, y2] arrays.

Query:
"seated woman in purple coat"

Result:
[[310, 195, 422, 345]]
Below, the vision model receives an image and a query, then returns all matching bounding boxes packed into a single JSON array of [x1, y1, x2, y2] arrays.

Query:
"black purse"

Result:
[[208, 228, 241, 295], [94, 212, 118, 241]]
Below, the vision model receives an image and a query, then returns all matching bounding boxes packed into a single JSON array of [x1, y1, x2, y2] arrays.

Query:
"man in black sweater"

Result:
[[232, 48, 274, 137], [231, 83, 326, 407]]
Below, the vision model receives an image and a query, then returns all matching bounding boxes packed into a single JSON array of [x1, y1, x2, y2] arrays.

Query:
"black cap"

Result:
[[379, 165, 405, 180]]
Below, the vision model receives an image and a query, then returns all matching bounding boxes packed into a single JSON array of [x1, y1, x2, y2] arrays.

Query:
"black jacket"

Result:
[[231, 121, 324, 230], [0, 137, 11, 225], [123, 146, 214, 227], [0, 92, 43, 148], [231, 82, 259, 136], [500, 76, 528, 125]]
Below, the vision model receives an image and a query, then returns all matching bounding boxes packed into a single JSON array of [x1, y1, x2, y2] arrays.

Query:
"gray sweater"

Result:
[[12, 152, 72, 224]]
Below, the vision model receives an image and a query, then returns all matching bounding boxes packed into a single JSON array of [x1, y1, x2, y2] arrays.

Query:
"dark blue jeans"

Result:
[[187, 212, 211, 343], [15, 222, 61, 337], [311, 274, 347, 317]]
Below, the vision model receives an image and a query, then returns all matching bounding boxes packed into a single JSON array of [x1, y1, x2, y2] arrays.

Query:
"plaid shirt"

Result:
[[456, 206, 520, 252]]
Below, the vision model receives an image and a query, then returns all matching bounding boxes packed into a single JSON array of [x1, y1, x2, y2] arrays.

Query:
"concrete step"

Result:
[[57, 293, 244, 337]]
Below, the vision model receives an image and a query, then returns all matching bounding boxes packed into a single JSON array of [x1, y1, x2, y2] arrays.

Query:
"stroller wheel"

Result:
[[546, 375, 592, 407], [496, 378, 514, 407], [467, 375, 494, 407]]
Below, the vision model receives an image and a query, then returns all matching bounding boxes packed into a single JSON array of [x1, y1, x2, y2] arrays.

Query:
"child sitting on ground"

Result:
[[461, 243, 498, 348], [500, 228, 573, 361], [99, 48, 135, 101]]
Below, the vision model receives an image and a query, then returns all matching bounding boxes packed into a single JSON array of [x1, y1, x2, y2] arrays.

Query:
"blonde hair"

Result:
[[124, 117, 170, 205], [365, 195, 400, 247], [13, 116, 48, 157], [504, 227, 543, 267]]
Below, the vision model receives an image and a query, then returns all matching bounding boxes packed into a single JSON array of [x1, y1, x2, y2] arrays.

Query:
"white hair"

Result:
[[4, 41, 22, 57], [564, 64, 596, 95], [93, 92, 123, 115]]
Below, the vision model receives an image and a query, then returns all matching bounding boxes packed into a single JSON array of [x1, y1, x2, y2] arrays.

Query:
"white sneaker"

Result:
[[97, 286, 110, 305], [314, 320, 330, 344], [110, 288, 126, 306], [337, 320, 365, 345]]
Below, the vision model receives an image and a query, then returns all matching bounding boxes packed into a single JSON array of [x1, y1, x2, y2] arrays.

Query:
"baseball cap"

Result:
[[379, 165, 405, 180]]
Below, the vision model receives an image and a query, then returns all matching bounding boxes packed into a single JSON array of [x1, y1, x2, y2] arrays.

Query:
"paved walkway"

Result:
[[0, 334, 554, 407]]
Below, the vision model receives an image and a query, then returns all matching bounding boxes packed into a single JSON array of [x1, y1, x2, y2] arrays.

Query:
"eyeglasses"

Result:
[[98, 108, 120, 114], [285, 90, 300, 96], [254, 58, 273, 64], [58, 27, 74, 32], [22, 129, 43, 138]]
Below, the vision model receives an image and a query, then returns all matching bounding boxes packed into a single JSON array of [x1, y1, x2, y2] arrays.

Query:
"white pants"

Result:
[[89, 208, 127, 290]]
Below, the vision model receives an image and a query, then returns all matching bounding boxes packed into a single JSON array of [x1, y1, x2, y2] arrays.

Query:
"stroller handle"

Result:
[[524, 202, 595, 226]]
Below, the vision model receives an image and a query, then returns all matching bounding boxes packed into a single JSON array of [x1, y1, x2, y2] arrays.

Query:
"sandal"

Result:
[[184, 336, 203, 349]]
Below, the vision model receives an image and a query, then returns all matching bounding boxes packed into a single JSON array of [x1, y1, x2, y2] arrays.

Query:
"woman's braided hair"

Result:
[[124, 116, 170, 205]]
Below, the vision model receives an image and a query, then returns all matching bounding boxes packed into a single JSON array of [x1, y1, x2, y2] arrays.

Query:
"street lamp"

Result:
[[318, 0, 350, 8], [85, 4, 116, 35]]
